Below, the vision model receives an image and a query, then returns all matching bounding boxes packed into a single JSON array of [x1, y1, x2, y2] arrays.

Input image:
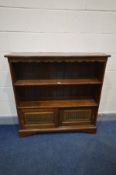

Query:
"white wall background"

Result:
[[0, 0, 116, 120]]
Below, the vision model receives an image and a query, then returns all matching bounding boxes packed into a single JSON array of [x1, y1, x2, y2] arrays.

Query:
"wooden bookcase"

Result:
[[5, 53, 110, 136]]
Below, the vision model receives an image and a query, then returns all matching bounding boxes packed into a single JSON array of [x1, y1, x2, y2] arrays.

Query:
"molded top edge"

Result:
[[4, 52, 111, 58]]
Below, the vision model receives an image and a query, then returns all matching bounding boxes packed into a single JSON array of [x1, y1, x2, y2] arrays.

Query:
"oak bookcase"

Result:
[[5, 53, 110, 136]]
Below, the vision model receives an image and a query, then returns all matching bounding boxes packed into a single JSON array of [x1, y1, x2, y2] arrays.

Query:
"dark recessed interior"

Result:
[[15, 85, 100, 102], [12, 62, 104, 81]]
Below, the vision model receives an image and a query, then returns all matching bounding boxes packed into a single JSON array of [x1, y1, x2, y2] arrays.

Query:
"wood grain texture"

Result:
[[19, 125, 96, 137], [14, 79, 102, 86], [5, 52, 110, 58], [5, 52, 108, 136], [18, 99, 98, 108]]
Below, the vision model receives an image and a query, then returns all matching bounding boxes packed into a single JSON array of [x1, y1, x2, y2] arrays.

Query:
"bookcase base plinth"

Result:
[[19, 125, 96, 137]]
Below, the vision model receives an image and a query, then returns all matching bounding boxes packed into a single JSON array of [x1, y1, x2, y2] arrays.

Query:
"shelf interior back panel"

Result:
[[12, 62, 105, 81], [15, 85, 100, 102]]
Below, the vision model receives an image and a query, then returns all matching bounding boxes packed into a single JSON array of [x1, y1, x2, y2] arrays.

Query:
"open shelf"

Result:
[[15, 85, 100, 102], [14, 79, 102, 86], [18, 99, 98, 108], [12, 62, 104, 82]]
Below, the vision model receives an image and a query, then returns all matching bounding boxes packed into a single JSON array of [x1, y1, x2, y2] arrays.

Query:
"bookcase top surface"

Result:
[[5, 52, 110, 58]]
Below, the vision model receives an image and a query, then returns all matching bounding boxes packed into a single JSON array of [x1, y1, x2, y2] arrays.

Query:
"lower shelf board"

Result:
[[18, 99, 98, 108], [14, 78, 102, 86], [19, 125, 96, 136]]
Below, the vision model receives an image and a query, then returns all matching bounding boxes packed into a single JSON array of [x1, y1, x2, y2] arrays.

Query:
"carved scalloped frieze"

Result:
[[9, 58, 106, 63]]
